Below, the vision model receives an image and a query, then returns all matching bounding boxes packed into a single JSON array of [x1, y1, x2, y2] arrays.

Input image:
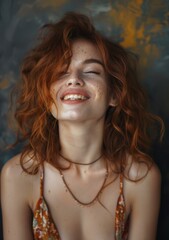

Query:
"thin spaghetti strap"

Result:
[[39, 164, 44, 197], [115, 173, 126, 239], [119, 173, 124, 195]]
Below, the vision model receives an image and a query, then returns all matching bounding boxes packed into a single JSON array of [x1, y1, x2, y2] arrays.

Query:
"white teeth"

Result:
[[63, 94, 88, 100]]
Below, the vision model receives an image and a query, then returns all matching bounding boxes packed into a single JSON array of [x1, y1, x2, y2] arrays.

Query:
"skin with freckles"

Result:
[[50, 39, 114, 122]]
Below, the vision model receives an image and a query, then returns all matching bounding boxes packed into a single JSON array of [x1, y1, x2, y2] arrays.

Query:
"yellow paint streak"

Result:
[[109, 0, 162, 67], [109, 0, 144, 48], [135, 0, 144, 4], [121, 18, 137, 48], [120, 1, 143, 48]]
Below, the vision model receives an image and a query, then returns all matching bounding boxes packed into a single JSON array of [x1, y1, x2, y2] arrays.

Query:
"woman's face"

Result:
[[50, 38, 112, 123]]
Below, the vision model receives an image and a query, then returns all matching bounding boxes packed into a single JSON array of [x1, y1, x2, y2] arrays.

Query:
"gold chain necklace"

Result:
[[59, 157, 109, 207]]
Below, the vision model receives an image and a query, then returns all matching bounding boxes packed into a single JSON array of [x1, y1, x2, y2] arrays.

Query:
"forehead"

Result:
[[71, 39, 103, 61]]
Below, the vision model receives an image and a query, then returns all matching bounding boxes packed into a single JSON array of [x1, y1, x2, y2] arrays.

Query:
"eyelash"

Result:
[[85, 71, 100, 75], [59, 71, 100, 79]]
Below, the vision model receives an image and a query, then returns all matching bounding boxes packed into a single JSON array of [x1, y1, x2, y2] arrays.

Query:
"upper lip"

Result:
[[60, 89, 90, 100]]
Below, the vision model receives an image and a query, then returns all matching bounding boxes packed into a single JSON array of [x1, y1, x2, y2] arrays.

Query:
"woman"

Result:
[[1, 12, 163, 240]]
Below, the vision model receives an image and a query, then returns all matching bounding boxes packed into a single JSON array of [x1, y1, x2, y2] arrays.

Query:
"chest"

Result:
[[34, 194, 119, 240], [32, 167, 129, 240]]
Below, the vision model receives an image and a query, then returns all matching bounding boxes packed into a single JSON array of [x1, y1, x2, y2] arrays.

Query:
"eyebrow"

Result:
[[83, 58, 104, 67]]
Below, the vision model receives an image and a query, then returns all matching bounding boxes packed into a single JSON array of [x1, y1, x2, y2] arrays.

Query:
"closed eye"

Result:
[[85, 71, 100, 75]]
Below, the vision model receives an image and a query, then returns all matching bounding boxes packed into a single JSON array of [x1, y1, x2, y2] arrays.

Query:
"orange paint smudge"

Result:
[[0, 78, 10, 89], [135, 0, 144, 5], [108, 0, 163, 67]]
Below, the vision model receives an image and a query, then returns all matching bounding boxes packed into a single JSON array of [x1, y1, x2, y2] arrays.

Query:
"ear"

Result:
[[109, 96, 117, 107]]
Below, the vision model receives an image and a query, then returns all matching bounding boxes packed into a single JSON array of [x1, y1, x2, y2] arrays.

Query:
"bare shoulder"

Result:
[[124, 155, 161, 205], [1, 154, 30, 181], [1, 154, 22, 177], [124, 155, 161, 183], [1, 154, 36, 239], [1, 152, 39, 177], [1, 153, 39, 200], [123, 157, 161, 239]]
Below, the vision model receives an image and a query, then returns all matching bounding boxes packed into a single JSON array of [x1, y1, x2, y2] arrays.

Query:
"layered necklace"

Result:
[[58, 153, 109, 207]]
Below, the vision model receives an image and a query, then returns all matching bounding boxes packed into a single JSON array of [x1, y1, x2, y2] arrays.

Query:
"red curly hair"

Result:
[[14, 12, 163, 175]]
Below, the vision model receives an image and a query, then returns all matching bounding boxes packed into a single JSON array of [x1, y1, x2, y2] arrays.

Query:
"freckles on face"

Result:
[[49, 39, 111, 121], [96, 83, 104, 97], [92, 81, 108, 100], [73, 47, 88, 61]]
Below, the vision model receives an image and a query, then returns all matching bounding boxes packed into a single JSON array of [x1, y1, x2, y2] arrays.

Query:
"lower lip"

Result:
[[61, 99, 89, 104]]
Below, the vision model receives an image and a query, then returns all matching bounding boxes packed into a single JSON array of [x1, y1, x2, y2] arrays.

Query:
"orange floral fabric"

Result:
[[33, 196, 60, 240]]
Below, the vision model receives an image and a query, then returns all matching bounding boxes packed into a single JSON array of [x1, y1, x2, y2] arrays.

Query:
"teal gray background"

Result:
[[0, 0, 169, 239]]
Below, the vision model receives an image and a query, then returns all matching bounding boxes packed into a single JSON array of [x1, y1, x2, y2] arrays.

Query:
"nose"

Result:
[[66, 74, 84, 87]]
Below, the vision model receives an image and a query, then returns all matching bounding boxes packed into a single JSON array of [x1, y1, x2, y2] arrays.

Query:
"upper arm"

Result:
[[1, 155, 34, 240], [127, 163, 161, 240]]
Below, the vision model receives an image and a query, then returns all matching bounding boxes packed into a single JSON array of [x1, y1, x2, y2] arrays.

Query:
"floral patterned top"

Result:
[[33, 166, 129, 240]]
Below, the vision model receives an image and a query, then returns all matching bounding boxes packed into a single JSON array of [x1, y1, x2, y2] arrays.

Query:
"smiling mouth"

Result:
[[62, 94, 89, 101]]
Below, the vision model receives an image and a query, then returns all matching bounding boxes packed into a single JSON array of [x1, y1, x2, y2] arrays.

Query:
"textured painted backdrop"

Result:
[[0, 0, 169, 239]]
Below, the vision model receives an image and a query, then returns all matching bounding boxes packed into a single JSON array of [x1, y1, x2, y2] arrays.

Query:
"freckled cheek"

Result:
[[94, 83, 107, 98]]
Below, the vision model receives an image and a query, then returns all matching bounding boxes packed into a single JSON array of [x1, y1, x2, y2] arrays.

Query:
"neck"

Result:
[[58, 120, 104, 167]]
